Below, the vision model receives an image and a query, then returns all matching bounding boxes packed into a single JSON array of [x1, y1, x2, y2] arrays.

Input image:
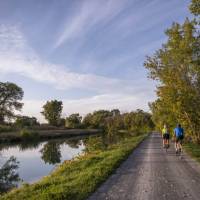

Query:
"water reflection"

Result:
[[0, 131, 128, 189], [40, 141, 61, 165], [83, 131, 129, 152], [0, 137, 85, 185], [65, 138, 82, 149]]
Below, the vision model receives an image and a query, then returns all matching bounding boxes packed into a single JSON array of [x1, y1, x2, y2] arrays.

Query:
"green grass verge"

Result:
[[0, 134, 147, 200], [183, 142, 200, 163]]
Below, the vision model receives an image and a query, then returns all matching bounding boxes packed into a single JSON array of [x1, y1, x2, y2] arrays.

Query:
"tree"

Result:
[[0, 82, 23, 123], [41, 100, 63, 126], [0, 156, 20, 193], [144, 2, 200, 142], [148, 100, 176, 132], [190, 0, 200, 16], [82, 110, 112, 129], [123, 110, 154, 134], [58, 118, 65, 127], [111, 109, 120, 116], [15, 116, 39, 128], [82, 113, 93, 128], [65, 113, 82, 128]]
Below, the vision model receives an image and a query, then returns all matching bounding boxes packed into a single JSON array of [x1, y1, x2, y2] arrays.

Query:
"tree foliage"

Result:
[[190, 0, 200, 16], [144, 1, 200, 142], [41, 100, 63, 126], [0, 156, 20, 193], [123, 110, 154, 134], [82, 109, 154, 135], [15, 116, 39, 128], [0, 82, 23, 123], [82, 110, 113, 128], [65, 113, 82, 128]]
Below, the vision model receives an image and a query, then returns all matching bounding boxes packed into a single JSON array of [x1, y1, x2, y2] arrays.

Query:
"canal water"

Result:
[[0, 131, 126, 192], [0, 137, 85, 184]]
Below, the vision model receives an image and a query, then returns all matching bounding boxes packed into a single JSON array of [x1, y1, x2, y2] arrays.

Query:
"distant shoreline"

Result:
[[0, 129, 100, 142]]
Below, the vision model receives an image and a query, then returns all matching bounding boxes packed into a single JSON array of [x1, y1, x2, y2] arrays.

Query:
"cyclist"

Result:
[[162, 124, 170, 148], [174, 124, 184, 154]]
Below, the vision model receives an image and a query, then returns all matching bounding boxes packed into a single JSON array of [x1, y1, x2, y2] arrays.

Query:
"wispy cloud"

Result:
[[0, 24, 148, 94], [0, 24, 156, 121], [54, 0, 128, 48]]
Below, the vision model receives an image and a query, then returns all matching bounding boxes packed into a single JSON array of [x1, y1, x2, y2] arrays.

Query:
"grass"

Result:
[[183, 142, 200, 163], [0, 134, 147, 200]]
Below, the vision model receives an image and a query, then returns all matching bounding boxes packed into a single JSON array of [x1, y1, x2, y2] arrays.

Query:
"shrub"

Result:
[[20, 129, 39, 140], [0, 125, 13, 133]]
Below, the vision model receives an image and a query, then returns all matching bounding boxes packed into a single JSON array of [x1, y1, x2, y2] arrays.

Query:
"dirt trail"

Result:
[[88, 133, 200, 200]]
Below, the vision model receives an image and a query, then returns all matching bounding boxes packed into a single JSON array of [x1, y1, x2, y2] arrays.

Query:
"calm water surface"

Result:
[[0, 137, 85, 184]]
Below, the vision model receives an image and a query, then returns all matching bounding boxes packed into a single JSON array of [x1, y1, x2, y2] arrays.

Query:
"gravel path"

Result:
[[88, 133, 200, 200]]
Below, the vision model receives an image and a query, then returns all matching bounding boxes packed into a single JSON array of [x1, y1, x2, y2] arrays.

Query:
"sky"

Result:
[[0, 0, 191, 122]]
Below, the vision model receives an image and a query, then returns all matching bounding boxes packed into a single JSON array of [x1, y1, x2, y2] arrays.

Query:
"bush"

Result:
[[0, 125, 13, 133], [20, 129, 39, 140], [15, 116, 39, 128]]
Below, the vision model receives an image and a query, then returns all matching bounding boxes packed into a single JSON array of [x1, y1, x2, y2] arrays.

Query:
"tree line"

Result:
[[144, 0, 200, 142], [0, 82, 154, 133]]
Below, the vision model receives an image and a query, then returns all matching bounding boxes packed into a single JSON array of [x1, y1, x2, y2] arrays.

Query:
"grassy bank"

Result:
[[0, 134, 147, 200], [0, 129, 99, 142], [183, 142, 200, 163]]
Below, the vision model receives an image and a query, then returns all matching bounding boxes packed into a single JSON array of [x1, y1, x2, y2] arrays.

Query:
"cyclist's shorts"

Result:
[[176, 135, 184, 143], [163, 133, 170, 139]]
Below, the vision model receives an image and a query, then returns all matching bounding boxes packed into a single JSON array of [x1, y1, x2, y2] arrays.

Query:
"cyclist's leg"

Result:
[[177, 139, 182, 153], [177, 141, 180, 151], [179, 139, 183, 152], [165, 136, 168, 146], [167, 134, 169, 146], [163, 135, 165, 147], [175, 137, 179, 152], [174, 140, 177, 151], [164, 137, 168, 147]]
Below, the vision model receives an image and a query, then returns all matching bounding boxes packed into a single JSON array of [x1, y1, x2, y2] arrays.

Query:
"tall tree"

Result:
[[144, 1, 200, 142], [0, 82, 24, 123], [41, 100, 63, 126]]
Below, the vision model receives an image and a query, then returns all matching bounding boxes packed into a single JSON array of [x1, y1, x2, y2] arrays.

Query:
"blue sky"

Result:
[[0, 0, 191, 121]]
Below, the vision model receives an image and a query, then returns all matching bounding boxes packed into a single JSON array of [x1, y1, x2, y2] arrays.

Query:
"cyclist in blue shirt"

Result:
[[174, 124, 184, 154]]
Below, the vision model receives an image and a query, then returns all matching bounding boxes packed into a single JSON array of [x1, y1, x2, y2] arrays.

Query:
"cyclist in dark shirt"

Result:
[[174, 124, 184, 154]]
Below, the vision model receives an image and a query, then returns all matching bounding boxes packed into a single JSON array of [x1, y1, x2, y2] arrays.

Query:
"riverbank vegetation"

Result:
[[183, 142, 200, 163], [144, 0, 200, 143], [0, 133, 147, 200]]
